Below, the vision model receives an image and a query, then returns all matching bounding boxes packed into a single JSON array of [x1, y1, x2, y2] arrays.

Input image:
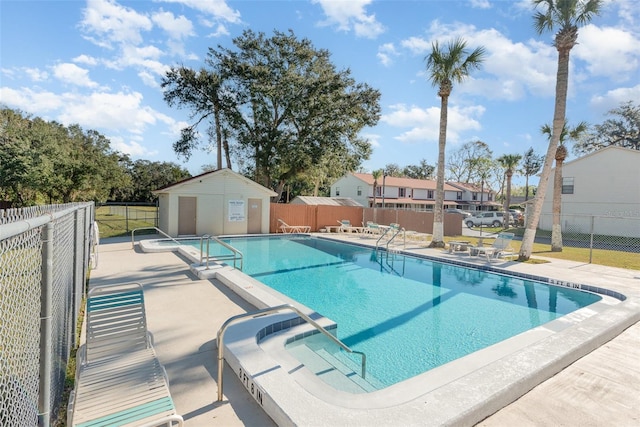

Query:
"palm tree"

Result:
[[372, 169, 382, 223], [425, 38, 486, 248], [497, 154, 522, 228], [541, 120, 588, 251], [519, 0, 601, 261]]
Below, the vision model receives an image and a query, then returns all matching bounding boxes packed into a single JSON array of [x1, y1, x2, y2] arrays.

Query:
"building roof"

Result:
[[351, 173, 461, 192], [290, 196, 363, 206], [153, 168, 277, 196]]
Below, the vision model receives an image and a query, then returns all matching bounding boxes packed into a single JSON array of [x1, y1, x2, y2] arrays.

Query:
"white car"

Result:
[[465, 211, 505, 228]]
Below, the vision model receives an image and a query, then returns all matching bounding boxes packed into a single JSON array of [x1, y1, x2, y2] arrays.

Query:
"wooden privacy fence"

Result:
[[269, 204, 462, 236]]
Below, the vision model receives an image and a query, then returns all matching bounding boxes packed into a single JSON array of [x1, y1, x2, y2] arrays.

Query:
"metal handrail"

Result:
[[375, 226, 391, 249], [200, 235, 244, 271], [386, 226, 405, 251], [131, 226, 181, 248], [216, 303, 366, 401], [375, 225, 405, 251]]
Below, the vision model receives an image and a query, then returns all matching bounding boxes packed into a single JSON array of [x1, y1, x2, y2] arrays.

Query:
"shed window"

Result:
[[336, 187, 340, 196], [357, 186, 362, 196]]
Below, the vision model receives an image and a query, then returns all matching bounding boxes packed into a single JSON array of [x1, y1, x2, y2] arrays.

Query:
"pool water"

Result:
[[200, 235, 601, 387]]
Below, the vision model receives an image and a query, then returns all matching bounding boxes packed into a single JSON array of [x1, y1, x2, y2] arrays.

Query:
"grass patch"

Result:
[[444, 236, 639, 270], [95, 206, 158, 239]]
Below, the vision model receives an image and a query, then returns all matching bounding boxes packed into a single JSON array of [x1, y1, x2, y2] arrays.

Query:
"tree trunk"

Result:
[[223, 134, 232, 169], [519, 47, 571, 261], [430, 93, 448, 248], [551, 156, 564, 251], [503, 170, 512, 229], [213, 101, 222, 170]]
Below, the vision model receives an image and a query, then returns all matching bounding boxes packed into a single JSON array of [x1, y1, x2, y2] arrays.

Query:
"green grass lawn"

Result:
[[95, 206, 158, 238], [445, 233, 639, 270]]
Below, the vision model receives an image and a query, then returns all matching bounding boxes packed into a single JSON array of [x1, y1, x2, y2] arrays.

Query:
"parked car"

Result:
[[508, 209, 524, 225], [445, 208, 472, 218], [508, 209, 523, 220], [465, 211, 505, 228]]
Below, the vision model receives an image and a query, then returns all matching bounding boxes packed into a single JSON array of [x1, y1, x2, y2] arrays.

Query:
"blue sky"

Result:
[[1, 0, 638, 187]]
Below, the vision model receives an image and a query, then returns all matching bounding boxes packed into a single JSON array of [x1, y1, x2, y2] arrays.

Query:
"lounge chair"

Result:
[[363, 221, 382, 236], [68, 283, 183, 427], [278, 219, 311, 233], [337, 220, 363, 233], [469, 232, 515, 261]]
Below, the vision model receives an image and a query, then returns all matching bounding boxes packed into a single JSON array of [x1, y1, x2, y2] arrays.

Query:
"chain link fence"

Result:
[[536, 213, 640, 264], [95, 202, 158, 237], [0, 202, 94, 427]]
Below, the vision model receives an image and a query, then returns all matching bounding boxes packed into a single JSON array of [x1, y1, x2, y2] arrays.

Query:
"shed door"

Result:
[[178, 196, 197, 236], [247, 198, 262, 234]]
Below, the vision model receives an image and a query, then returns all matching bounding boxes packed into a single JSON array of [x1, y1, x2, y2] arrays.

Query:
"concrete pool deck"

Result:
[[90, 234, 640, 426]]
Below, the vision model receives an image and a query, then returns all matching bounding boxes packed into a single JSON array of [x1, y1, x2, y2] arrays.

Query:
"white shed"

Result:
[[153, 168, 277, 237]]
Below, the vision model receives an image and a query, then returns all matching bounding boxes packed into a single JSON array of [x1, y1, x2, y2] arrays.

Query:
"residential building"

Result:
[[540, 146, 640, 237], [330, 173, 499, 212]]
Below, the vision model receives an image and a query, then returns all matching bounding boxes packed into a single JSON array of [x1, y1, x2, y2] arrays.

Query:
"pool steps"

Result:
[[286, 340, 384, 393]]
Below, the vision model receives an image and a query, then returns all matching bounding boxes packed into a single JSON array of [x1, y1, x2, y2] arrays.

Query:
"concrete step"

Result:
[[286, 336, 384, 393]]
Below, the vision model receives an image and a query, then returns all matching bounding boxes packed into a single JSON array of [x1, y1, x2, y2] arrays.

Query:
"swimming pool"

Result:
[[182, 235, 601, 389], [141, 233, 635, 425]]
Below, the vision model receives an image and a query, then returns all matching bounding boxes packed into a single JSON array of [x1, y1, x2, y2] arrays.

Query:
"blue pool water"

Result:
[[194, 235, 601, 387]]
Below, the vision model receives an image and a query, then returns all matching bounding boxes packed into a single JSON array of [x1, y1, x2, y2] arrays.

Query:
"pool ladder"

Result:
[[200, 235, 244, 271], [216, 304, 367, 402]]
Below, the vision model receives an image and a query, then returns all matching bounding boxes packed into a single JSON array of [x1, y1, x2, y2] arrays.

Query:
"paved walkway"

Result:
[[90, 235, 640, 426]]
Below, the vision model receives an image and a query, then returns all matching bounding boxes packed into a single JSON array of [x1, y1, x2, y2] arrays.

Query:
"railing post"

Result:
[[589, 215, 594, 264], [38, 222, 53, 427]]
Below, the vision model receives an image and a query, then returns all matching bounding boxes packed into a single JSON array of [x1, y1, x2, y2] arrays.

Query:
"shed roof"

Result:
[[291, 196, 363, 206], [153, 168, 277, 196]]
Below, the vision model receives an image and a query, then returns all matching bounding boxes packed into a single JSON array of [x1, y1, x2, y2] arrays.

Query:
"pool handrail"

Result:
[[200, 235, 244, 271], [131, 226, 181, 249], [216, 303, 367, 402], [376, 224, 405, 251]]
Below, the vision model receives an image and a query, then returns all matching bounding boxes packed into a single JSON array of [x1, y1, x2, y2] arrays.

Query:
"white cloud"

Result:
[[381, 103, 484, 144], [109, 135, 158, 157], [152, 10, 194, 39], [590, 83, 640, 112], [208, 24, 230, 38], [52, 63, 99, 88], [402, 24, 559, 101], [574, 24, 639, 82], [400, 36, 431, 54], [363, 133, 381, 148], [469, 0, 492, 10], [73, 54, 99, 66], [24, 67, 49, 82], [0, 87, 64, 112], [80, 0, 152, 47], [377, 43, 398, 67], [160, 0, 241, 24], [312, 0, 385, 39]]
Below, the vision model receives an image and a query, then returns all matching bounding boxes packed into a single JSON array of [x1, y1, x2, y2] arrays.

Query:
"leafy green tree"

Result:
[[497, 154, 523, 227], [425, 38, 486, 247], [208, 29, 380, 201], [0, 107, 131, 205], [541, 120, 587, 251], [162, 67, 229, 169], [126, 160, 192, 203], [573, 101, 639, 155], [403, 159, 435, 179], [520, 0, 602, 261], [521, 147, 544, 201], [382, 163, 402, 177]]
